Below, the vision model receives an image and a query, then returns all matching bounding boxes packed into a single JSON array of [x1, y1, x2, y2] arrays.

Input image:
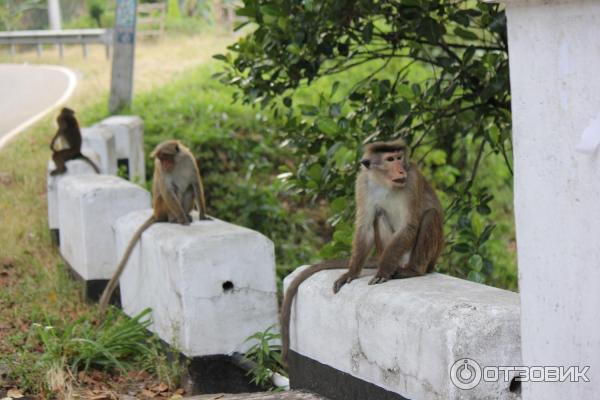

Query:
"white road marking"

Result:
[[0, 64, 78, 151]]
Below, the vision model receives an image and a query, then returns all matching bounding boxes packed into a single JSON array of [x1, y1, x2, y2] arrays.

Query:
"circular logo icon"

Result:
[[450, 358, 482, 390]]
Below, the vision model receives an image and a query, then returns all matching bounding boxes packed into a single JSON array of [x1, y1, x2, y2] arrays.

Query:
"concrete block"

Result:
[[81, 125, 117, 175], [98, 116, 146, 182], [46, 153, 101, 245], [115, 210, 279, 358], [58, 175, 151, 282], [284, 269, 521, 400]]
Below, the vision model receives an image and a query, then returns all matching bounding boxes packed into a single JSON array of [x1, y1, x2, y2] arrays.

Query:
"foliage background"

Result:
[[215, 0, 517, 289]]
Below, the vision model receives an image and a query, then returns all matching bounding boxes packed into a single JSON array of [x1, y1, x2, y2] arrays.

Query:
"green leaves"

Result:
[[218, 0, 514, 289], [454, 27, 479, 41], [316, 117, 340, 135]]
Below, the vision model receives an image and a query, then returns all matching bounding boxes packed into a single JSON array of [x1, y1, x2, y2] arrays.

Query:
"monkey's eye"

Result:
[[385, 156, 394, 162]]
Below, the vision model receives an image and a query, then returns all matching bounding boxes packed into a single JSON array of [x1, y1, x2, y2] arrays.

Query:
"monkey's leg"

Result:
[[162, 190, 190, 225], [50, 149, 79, 175], [369, 223, 418, 285], [393, 209, 443, 279]]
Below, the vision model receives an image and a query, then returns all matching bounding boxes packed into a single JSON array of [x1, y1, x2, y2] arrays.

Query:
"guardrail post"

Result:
[[109, 0, 137, 113], [36, 43, 42, 57]]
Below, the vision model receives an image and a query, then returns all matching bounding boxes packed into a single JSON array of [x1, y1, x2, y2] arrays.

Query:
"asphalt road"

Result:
[[0, 64, 76, 149]]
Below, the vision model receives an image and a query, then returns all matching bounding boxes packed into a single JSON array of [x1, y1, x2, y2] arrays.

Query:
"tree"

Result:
[[218, 0, 515, 287]]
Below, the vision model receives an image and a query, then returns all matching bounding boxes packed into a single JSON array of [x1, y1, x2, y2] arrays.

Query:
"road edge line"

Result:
[[0, 65, 78, 151]]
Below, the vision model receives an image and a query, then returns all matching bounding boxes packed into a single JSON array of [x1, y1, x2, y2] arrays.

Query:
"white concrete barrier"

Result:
[[58, 175, 151, 282], [98, 116, 146, 182], [46, 154, 101, 245], [503, 1, 600, 398], [81, 125, 117, 175], [284, 268, 521, 400], [115, 210, 279, 357]]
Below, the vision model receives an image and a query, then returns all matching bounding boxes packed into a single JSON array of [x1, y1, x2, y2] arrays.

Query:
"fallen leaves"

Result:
[[71, 370, 185, 399], [6, 388, 23, 398]]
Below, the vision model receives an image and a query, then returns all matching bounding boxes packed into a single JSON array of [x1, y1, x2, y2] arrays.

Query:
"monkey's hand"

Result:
[[333, 272, 358, 294], [368, 271, 391, 285], [177, 215, 192, 225]]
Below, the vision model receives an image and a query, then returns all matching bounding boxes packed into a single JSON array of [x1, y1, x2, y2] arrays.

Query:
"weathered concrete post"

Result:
[[109, 0, 137, 113], [502, 1, 600, 398], [47, 0, 62, 30]]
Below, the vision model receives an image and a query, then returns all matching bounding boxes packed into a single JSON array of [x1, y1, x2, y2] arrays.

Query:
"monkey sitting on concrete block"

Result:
[[280, 138, 444, 362], [49, 107, 100, 175], [99, 140, 209, 312]]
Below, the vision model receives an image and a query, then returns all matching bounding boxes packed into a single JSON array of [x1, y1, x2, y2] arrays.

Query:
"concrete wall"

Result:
[[285, 269, 521, 400], [505, 0, 600, 398]]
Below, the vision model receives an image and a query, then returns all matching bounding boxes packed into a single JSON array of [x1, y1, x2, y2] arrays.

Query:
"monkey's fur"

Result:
[[98, 140, 208, 311], [49, 108, 100, 175], [281, 138, 444, 362]]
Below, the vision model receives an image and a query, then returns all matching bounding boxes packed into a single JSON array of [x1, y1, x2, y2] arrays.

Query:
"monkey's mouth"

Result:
[[160, 158, 174, 169], [393, 178, 407, 185]]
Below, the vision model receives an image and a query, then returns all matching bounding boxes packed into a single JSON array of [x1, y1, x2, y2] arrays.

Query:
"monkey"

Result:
[[280, 138, 444, 362], [98, 140, 209, 312], [49, 108, 100, 175]]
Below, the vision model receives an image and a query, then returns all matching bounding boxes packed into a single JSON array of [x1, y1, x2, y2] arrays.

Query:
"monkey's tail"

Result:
[[77, 153, 101, 173], [99, 216, 155, 312], [280, 260, 349, 364]]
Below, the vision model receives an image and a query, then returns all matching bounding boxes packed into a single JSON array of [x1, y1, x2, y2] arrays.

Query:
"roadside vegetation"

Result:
[[0, 24, 234, 400], [0, 0, 516, 398]]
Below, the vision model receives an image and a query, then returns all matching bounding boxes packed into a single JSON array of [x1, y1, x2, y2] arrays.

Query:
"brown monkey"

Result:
[[49, 108, 100, 175], [281, 138, 444, 362], [98, 140, 208, 311]]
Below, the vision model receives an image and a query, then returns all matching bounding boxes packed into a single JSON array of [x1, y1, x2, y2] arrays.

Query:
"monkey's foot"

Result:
[[368, 274, 390, 285], [333, 272, 358, 294], [49, 169, 65, 176]]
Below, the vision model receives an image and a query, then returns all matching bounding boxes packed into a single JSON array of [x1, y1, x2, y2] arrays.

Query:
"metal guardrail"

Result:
[[0, 29, 112, 59]]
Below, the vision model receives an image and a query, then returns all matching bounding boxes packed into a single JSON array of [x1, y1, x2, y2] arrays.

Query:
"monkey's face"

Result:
[[152, 141, 181, 172], [378, 150, 408, 188], [157, 153, 176, 172]]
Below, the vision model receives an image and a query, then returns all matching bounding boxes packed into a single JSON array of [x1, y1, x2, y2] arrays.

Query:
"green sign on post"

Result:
[[109, 0, 137, 113]]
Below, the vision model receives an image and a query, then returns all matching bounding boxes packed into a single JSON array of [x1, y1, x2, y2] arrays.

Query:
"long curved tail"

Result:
[[77, 153, 101, 173], [99, 216, 155, 312], [280, 259, 349, 363]]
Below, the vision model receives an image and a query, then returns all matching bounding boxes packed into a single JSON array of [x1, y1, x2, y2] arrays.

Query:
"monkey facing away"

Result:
[[281, 138, 444, 361], [98, 140, 209, 311], [49, 108, 100, 175]]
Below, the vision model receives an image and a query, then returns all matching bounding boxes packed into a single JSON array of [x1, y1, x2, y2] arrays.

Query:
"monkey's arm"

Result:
[[49, 132, 59, 151], [332, 221, 375, 293], [159, 182, 190, 225], [333, 173, 376, 293]]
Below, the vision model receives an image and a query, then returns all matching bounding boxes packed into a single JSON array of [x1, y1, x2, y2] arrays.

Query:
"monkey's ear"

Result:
[[175, 143, 180, 152], [361, 159, 371, 169]]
